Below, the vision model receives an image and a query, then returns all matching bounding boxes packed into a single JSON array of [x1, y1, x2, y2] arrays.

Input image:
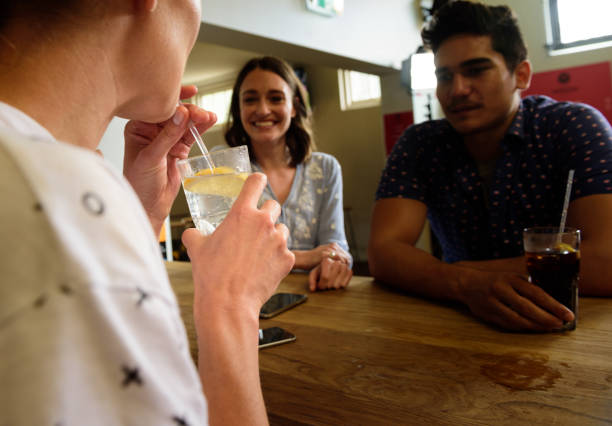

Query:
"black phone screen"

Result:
[[259, 293, 307, 318], [258, 326, 296, 349]]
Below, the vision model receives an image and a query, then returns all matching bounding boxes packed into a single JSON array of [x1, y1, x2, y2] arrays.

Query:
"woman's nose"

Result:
[[255, 100, 271, 115]]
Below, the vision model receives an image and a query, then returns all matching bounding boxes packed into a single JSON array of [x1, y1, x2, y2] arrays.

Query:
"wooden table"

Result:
[[166, 261, 612, 425]]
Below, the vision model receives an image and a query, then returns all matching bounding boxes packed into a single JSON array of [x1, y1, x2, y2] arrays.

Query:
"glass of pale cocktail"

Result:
[[177, 145, 251, 235]]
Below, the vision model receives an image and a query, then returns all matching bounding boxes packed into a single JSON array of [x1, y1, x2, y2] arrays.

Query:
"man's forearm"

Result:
[[368, 241, 479, 303], [453, 256, 526, 274], [578, 241, 612, 296]]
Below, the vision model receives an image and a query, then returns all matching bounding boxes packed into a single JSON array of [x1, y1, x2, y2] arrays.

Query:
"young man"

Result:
[[369, 1, 612, 331]]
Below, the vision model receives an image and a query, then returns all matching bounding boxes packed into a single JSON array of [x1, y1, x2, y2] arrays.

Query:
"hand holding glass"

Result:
[[178, 145, 251, 235], [523, 227, 580, 331]]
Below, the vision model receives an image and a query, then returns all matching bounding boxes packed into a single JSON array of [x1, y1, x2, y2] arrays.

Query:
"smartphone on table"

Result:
[[259, 293, 307, 319], [258, 327, 296, 349]]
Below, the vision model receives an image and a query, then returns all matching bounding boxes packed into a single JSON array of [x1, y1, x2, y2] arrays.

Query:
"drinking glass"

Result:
[[177, 145, 251, 235], [523, 227, 580, 331]]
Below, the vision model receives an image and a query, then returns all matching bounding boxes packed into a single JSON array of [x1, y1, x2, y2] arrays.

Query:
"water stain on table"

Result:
[[476, 352, 562, 391]]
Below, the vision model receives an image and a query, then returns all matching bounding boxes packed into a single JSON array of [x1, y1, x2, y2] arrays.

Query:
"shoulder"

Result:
[[386, 119, 452, 167], [302, 152, 342, 187], [522, 95, 609, 123], [306, 151, 342, 176], [309, 151, 340, 169], [394, 119, 451, 152]]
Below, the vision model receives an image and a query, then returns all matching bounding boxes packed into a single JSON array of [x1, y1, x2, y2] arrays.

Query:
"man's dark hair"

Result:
[[421, 0, 527, 71]]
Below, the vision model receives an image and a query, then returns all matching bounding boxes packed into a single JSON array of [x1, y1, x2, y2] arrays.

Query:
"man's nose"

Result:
[[450, 74, 471, 96]]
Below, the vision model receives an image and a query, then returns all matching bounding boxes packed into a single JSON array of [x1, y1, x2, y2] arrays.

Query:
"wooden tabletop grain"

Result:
[[166, 261, 612, 425]]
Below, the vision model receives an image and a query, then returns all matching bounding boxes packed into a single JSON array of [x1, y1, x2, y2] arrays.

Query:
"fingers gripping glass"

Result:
[[523, 227, 580, 331]]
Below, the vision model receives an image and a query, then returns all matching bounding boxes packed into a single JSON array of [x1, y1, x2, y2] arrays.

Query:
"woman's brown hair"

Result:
[[225, 56, 315, 167]]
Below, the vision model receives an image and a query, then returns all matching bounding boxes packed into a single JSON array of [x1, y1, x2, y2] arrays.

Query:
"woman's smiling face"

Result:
[[239, 68, 296, 147]]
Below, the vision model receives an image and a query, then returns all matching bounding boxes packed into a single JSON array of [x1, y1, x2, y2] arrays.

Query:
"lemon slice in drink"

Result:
[[554, 242, 576, 253], [183, 167, 249, 198]]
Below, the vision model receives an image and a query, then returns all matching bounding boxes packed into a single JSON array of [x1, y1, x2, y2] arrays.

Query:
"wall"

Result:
[[201, 0, 422, 70], [306, 65, 385, 262]]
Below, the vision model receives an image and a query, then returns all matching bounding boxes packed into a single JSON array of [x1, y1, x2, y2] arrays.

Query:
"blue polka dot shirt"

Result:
[[376, 96, 612, 262]]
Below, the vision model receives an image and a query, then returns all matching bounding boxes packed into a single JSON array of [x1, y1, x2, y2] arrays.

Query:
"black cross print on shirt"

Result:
[[136, 287, 149, 307], [121, 365, 143, 388], [172, 416, 189, 426]]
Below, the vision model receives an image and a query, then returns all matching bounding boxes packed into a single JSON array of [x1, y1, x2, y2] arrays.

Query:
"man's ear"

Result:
[[515, 59, 532, 91]]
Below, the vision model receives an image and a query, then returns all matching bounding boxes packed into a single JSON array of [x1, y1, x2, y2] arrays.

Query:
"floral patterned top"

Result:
[[253, 152, 351, 263]]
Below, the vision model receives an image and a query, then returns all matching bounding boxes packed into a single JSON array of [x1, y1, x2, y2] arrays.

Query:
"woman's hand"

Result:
[[308, 256, 353, 291], [123, 85, 216, 235], [293, 242, 352, 270], [301, 243, 352, 291]]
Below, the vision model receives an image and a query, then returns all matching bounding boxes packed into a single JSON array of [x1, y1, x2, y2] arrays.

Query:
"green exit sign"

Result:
[[305, 0, 344, 17]]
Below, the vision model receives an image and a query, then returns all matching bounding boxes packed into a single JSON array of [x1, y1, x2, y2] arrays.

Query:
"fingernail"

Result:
[[172, 108, 186, 125]]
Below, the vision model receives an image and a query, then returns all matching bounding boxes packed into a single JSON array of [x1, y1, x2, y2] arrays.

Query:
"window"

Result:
[[186, 84, 233, 128], [338, 70, 381, 110], [547, 0, 612, 54]]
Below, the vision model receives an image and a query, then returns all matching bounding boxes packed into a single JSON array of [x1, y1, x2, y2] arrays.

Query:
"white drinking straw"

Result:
[[179, 102, 215, 170], [558, 169, 575, 233]]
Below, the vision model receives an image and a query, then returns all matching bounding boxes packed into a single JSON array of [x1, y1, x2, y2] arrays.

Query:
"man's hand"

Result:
[[457, 270, 575, 331], [123, 86, 216, 234]]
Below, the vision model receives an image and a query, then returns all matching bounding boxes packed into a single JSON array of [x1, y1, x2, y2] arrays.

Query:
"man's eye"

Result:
[[464, 67, 488, 77], [436, 73, 452, 83]]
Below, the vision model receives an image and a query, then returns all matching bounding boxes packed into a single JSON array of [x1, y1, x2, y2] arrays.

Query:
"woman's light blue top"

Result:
[[253, 152, 351, 263]]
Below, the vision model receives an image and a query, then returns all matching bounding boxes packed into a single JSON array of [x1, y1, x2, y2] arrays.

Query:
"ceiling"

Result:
[[182, 41, 259, 86], [182, 23, 399, 89]]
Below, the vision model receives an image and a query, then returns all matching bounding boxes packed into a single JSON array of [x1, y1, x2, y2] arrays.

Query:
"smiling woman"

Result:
[[226, 56, 354, 291]]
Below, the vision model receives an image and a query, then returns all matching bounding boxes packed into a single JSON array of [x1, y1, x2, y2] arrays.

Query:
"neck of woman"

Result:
[[251, 137, 294, 171]]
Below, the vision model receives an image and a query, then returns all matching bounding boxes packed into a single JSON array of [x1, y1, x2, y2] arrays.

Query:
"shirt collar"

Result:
[[505, 98, 527, 141], [0, 101, 56, 142]]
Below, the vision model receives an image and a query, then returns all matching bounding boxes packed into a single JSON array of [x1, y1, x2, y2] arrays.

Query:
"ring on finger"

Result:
[[329, 250, 337, 259]]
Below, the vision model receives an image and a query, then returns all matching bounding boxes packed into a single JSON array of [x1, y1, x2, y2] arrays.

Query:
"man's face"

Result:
[[434, 34, 524, 137]]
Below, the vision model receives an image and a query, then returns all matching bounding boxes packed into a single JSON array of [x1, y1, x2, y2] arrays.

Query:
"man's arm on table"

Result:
[[368, 198, 573, 331], [566, 194, 612, 296]]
